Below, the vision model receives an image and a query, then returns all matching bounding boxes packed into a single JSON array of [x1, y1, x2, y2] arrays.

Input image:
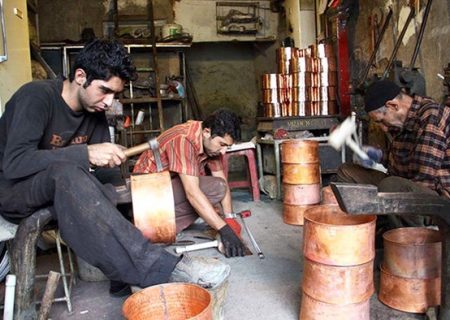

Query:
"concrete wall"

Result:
[[0, 0, 32, 113]]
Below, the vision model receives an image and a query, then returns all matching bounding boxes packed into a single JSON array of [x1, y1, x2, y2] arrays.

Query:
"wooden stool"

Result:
[[222, 147, 260, 201]]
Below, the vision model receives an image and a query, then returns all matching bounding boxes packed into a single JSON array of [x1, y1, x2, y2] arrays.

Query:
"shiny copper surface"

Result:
[[283, 203, 314, 225], [277, 47, 293, 61], [263, 103, 281, 118], [308, 44, 317, 58], [299, 291, 370, 320], [309, 102, 321, 116], [281, 102, 289, 117], [290, 57, 313, 73], [282, 163, 321, 184], [383, 227, 442, 279], [311, 73, 320, 88], [291, 87, 310, 102], [319, 71, 338, 86], [319, 57, 337, 72], [262, 73, 278, 89], [321, 186, 338, 205], [278, 60, 290, 74], [281, 139, 319, 163], [319, 101, 338, 116], [309, 87, 320, 101], [379, 265, 441, 313], [283, 183, 321, 205], [302, 257, 374, 304], [262, 89, 279, 103], [317, 43, 334, 58], [303, 205, 376, 266], [292, 72, 313, 87]]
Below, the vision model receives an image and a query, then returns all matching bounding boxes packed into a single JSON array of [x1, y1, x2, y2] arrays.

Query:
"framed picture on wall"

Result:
[[0, 0, 7, 63]]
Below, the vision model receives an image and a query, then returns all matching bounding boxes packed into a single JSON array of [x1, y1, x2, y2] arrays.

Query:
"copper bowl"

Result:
[[321, 185, 338, 205], [379, 265, 441, 313], [302, 257, 374, 304], [281, 139, 319, 164], [262, 73, 278, 89], [299, 291, 370, 320], [283, 183, 321, 205], [383, 227, 442, 279], [123, 283, 212, 320], [303, 205, 376, 266], [283, 204, 315, 225]]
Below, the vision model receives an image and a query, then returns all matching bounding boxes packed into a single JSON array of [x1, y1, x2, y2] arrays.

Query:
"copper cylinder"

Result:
[[281, 102, 289, 117], [291, 101, 300, 116], [326, 86, 337, 101], [278, 60, 290, 74], [283, 204, 314, 225], [311, 73, 320, 88], [383, 227, 441, 279], [379, 265, 440, 313], [262, 73, 278, 89], [291, 86, 310, 102], [283, 183, 321, 205], [317, 43, 334, 58], [282, 163, 320, 184], [319, 57, 337, 72], [320, 101, 335, 116], [303, 205, 376, 266], [290, 57, 312, 73], [320, 71, 338, 86], [277, 47, 293, 61], [309, 87, 320, 101], [302, 257, 374, 305], [321, 185, 338, 205], [300, 291, 370, 320], [263, 103, 281, 118], [281, 139, 319, 163], [308, 44, 317, 58], [311, 58, 320, 73], [292, 72, 313, 87], [262, 89, 279, 103], [293, 101, 312, 117]]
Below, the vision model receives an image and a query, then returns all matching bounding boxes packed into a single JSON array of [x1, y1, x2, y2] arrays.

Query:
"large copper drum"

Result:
[[283, 183, 321, 205], [299, 291, 370, 320], [283, 204, 315, 225], [281, 139, 319, 164], [282, 163, 321, 184], [383, 227, 441, 279], [379, 266, 441, 313], [303, 205, 376, 266], [123, 283, 212, 320], [262, 73, 278, 89], [302, 257, 374, 304], [321, 185, 338, 205]]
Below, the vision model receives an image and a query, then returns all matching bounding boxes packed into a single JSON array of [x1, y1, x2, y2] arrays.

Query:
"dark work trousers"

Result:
[[336, 163, 438, 227], [0, 161, 179, 287], [171, 175, 227, 233]]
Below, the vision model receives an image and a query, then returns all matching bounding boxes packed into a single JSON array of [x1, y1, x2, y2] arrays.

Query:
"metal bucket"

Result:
[[302, 257, 374, 304], [283, 183, 321, 205], [383, 227, 441, 278], [299, 291, 370, 320], [303, 205, 376, 266], [123, 283, 212, 320], [283, 204, 315, 225], [379, 265, 441, 313]]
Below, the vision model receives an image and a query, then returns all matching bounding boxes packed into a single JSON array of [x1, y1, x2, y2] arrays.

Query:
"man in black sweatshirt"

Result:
[[0, 39, 229, 296]]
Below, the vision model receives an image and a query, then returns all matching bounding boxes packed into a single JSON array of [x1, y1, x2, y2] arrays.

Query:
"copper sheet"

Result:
[[317, 43, 334, 58], [300, 291, 370, 320], [379, 266, 441, 313], [383, 227, 441, 279], [283, 204, 314, 225], [263, 103, 281, 118], [319, 57, 337, 72], [282, 163, 321, 184], [262, 89, 279, 103], [281, 139, 319, 163], [131, 172, 176, 243], [320, 72, 338, 86], [290, 57, 312, 72], [302, 257, 374, 304], [321, 185, 338, 205], [292, 72, 313, 87], [262, 73, 278, 89], [283, 183, 321, 205], [303, 205, 376, 266]]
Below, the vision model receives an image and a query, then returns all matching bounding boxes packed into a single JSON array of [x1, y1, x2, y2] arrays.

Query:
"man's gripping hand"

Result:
[[218, 224, 245, 258], [360, 145, 383, 168], [87, 143, 126, 168]]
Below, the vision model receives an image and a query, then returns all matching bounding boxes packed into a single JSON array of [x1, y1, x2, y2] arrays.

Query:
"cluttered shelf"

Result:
[[119, 96, 183, 104]]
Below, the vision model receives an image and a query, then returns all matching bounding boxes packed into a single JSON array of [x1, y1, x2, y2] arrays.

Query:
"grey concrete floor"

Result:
[[40, 190, 425, 319]]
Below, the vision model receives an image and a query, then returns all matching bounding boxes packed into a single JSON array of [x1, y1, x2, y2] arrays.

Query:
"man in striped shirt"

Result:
[[337, 79, 450, 226], [133, 109, 245, 257]]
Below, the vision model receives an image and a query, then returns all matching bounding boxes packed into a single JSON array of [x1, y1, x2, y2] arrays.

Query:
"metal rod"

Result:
[[239, 216, 264, 259], [409, 0, 433, 68]]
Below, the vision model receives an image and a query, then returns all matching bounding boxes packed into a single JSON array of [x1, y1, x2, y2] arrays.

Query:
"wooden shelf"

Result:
[[120, 97, 183, 104]]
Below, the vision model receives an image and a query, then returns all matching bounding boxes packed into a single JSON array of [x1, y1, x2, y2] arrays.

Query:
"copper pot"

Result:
[[319, 101, 338, 116], [280, 102, 290, 117], [262, 89, 279, 103], [283, 183, 321, 205], [309, 102, 321, 116], [323, 86, 337, 101], [263, 103, 281, 118], [282, 163, 320, 184], [319, 57, 337, 72], [317, 43, 334, 58], [308, 87, 320, 101], [291, 86, 310, 102], [383, 227, 441, 279], [320, 71, 338, 86], [303, 205, 376, 266], [302, 257, 374, 304], [283, 204, 315, 225], [308, 44, 317, 58], [300, 291, 370, 320], [379, 265, 441, 313], [262, 73, 278, 89], [290, 57, 312, 73], [321, 185, 338, 205], [278, 60, 290, 74], [277, 47, 293, 61], [292, 72, 313, 87], [281, 139, 319, 163]]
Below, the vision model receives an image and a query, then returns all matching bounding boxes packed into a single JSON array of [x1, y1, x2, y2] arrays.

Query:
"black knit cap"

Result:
[[364, 80, 401, 112]]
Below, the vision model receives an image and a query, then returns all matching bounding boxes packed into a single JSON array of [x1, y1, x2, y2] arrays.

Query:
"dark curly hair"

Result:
[[202, 108, 241, 141], [69, 39, 137, 87]]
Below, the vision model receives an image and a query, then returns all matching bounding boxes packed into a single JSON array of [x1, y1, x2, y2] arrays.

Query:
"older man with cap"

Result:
[[336, 79, 450, 227]]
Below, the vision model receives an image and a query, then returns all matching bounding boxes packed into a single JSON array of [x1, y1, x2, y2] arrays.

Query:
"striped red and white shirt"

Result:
[[387, 96, 450, 199], [133, 121, 222, 176]]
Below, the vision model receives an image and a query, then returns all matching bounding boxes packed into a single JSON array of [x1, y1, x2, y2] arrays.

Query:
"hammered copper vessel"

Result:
[[383, 227, 442, 279], [379, 265, 441, 313], [303, 205, 376, 266], [283, 204, 314, 225], [281, 140, 319, 163], [283, 183, 321, 205], [299, 292, 370, 320], [302, 257, 374, 304], [282, 163, 321, 184]]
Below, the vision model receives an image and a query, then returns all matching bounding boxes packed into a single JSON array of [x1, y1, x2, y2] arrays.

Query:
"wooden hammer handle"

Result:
[[124, 142, 151, 157]]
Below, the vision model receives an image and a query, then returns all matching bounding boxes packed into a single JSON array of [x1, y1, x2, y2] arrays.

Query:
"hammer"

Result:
[[124, 139, 163, 171]]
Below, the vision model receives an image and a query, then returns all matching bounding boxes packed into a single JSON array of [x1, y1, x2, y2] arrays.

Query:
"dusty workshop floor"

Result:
[[35, 190, 425, 319]]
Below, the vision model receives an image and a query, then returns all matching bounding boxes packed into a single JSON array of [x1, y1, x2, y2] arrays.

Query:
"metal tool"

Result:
[[174, 240, 222, 254], [233, 210, 265, 259]]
